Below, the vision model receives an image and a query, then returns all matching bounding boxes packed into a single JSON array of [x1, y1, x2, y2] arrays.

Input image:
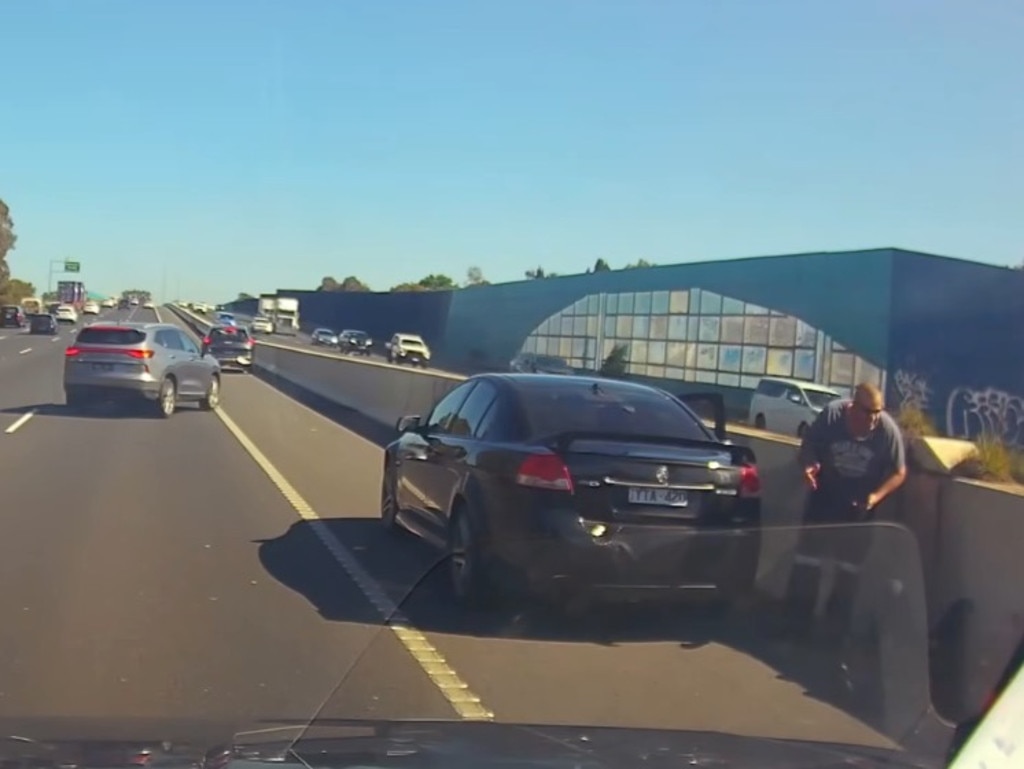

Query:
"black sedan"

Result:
[[381, 373, 762, 610], [339, 329, 373, 356]]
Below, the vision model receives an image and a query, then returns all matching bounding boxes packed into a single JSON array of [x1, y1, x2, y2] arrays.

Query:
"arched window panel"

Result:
[[518, 288, 885, 390]]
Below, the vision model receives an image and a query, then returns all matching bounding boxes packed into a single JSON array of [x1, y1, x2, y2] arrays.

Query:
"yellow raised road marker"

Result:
[[212, 405, 495, 722]]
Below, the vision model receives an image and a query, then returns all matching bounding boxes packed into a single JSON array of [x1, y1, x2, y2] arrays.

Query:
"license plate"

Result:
[[91, 363, 114, 372], [628, 487, 689, 507]]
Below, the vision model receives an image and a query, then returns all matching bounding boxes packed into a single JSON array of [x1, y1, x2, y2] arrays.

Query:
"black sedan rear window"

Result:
[[520, 381, 709, 441], [76, 327, 147, 345]]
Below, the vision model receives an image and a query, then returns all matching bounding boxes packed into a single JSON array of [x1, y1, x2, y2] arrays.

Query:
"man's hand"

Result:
[[803, 464, 820, 491], [852, 492, 882, 520]]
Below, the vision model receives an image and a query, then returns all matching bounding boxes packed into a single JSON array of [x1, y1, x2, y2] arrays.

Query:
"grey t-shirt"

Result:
[[798, 399, 906, 506]]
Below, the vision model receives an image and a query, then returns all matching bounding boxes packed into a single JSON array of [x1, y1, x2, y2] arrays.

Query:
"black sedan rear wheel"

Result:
[[380, 463, 400, 532], [448, 505, 494, 610]]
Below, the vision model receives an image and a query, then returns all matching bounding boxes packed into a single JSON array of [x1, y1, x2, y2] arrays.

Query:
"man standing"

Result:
[[789, 382, 908, 633]]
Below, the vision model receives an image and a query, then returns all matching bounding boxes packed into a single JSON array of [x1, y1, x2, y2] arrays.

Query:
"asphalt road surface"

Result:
[[0, 305, 921, 751]]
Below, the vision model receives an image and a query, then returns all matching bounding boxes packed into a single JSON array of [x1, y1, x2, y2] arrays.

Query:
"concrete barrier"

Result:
[[168, 303, 1024, 722]]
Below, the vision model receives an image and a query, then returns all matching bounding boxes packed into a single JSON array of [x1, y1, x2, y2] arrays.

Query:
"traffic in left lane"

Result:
[[0, 304, 445, 733]]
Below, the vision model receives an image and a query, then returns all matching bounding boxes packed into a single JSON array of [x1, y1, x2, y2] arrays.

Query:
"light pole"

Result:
[[47, 259, 81, 296]]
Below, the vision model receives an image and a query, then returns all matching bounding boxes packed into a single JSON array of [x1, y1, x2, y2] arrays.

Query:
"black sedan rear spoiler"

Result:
[[543, 430, 755, 468]]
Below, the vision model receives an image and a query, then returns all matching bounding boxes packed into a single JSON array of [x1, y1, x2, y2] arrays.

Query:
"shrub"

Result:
[[600, 343, 629, 378], [896, 404, 939, 438], [953, 434, 1024, 485]]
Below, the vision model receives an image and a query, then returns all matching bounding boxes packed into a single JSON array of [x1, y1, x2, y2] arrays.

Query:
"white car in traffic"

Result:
[[250, 315, 274, 334], [55, 305, 78, 324], [82, 301, 100, 315]]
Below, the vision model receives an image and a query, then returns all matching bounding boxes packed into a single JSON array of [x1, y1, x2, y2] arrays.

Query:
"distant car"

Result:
[[63, 322, 221, 416], [250, 315, 274, 334], [28, 313, 58, 335], [102, 298, 116, 308], [82, 301, 100, 315], [215, 312, 237, 327], [129, 297, 140, 306], [1, 304, 25, 328], [510, 352, 575, 375], [201, 324, 254, 372], [339, 329, 373, 356], [386, 333, 431, 367], [117, 299, 130, 310], [54, 305, 78, 324], [382, 374, 762, 610], [311, 328, 339, 346], [143, 301, 156, 310]]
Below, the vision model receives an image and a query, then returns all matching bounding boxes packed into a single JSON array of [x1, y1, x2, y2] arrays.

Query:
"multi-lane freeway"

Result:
[[0, 305, 936, 752]]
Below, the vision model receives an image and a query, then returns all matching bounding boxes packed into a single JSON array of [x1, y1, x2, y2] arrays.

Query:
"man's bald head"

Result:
[[847, 382, 885, 435], [854, 382, 884, 410]]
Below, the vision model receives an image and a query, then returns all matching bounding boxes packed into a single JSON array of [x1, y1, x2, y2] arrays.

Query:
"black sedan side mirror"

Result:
[[396, 415, 422, 433]]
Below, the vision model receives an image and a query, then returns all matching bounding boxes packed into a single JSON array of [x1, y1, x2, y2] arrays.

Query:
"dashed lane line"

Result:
[[211, 405, 495, 722], [5, 410, 36, 434]]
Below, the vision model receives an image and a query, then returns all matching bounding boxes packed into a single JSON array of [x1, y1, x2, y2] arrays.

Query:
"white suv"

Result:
[[749, 376, 840, 438], [386, 333, 431, 368]]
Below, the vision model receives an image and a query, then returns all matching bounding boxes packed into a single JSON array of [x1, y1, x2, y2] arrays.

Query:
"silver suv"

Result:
[[63, 322, 221, 417]]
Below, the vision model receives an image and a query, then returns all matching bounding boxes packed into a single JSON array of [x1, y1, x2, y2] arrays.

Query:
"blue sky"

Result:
[[2, 0, 1021, 301]]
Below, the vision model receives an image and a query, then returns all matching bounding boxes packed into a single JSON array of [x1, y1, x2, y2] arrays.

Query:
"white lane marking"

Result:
[[212, 406, 494, 721], [51, 336, 60, 342], [18, 347, 31, 355], [0, 336, 6, 340], [5, 410, 36, 434]]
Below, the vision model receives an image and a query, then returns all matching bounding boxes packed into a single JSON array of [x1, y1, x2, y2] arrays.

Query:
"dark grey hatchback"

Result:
[[28, 313, 58, 335], [381, 374, 762, 610], [202, 325, 254, 372]]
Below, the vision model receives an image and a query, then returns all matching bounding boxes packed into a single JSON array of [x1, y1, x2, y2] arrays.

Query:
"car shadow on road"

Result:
[[257, 516, 908, 737]]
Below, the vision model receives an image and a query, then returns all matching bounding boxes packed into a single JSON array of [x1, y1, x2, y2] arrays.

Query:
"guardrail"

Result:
[[165, 301, 1024, 723]]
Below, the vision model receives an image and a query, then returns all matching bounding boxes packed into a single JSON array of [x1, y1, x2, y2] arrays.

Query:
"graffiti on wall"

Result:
[[893, 369, 931, 412], [947, 386, 1024, 447], [892, 369, 1024, 447]]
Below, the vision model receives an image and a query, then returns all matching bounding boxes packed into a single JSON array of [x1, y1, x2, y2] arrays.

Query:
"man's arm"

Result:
[[867, 420, 908, 509], [797, 408, 829, 489]]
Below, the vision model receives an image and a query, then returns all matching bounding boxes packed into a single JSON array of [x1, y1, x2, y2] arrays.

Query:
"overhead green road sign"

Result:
[[64, 261, 80, 273]]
